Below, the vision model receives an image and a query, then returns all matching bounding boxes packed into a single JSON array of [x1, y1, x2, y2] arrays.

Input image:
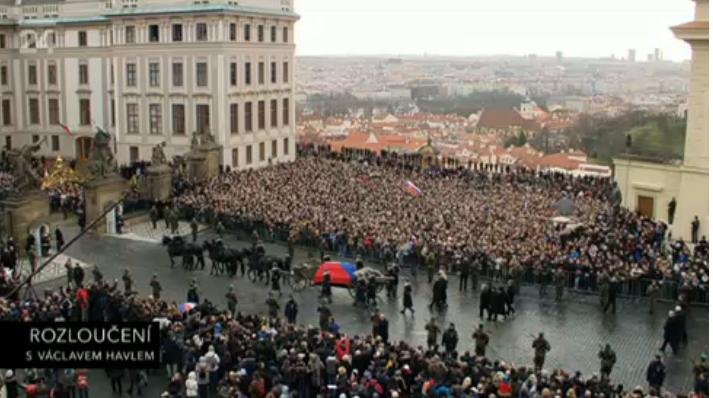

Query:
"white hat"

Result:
[[5, 370, 13, 378], [675, 305, 682, 311]]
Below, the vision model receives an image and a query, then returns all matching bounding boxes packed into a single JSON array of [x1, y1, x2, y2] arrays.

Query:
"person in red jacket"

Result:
[[76, 287, 89, 322]]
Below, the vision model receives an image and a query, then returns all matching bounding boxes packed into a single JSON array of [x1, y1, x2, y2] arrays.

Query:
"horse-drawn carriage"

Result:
[[312, 261, 394, 298]]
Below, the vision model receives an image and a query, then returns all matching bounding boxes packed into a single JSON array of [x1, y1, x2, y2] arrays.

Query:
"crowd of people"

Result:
[[173, 153, 708, 300], [0, 265, 706, 398]]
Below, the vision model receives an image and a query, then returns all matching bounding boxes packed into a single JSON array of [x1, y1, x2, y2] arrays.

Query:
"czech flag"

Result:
[[313, 261, 357, 287], [58, 122, 73, 136], [403, 180, 422, 197], [178, 302, 197, 314]]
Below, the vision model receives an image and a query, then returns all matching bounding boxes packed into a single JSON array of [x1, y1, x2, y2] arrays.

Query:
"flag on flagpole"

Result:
[[58, 122, 73, 136], [403, 180, 422, 197]]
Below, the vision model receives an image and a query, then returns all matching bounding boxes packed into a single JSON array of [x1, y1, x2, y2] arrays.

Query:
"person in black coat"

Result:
[[505, 280, 516, 316], [660, 310, 680, 354], [319, 272, 332, 303], [376, 313, 389, 342], [55, 227, 65, 252], [479, 283, 492, 319], [284, 295, 298, 324], [442, 323, 459, 357], [646, 355, 666, 394], [400, 281, 414, 316]]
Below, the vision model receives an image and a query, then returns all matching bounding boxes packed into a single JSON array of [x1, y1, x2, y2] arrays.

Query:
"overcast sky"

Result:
[[294, 0, 694, 61]]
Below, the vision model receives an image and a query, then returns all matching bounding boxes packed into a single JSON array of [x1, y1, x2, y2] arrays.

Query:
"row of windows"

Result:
[[0, 97, 89, 129], [125, 60, 289, 88], [4, 58, 290, 89], [229, 138, 290, 167], [129, 22, 289, 44], [125, 98, 290, 136]]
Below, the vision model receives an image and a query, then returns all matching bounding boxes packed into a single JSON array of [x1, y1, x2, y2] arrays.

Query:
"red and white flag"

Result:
[[58, 122, 73, 136], [403, 180, 423, 197]]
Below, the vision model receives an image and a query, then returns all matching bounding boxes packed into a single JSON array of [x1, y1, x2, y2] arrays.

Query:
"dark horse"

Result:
[[203, 239, 248, 276], [162, 236, 205, 270]]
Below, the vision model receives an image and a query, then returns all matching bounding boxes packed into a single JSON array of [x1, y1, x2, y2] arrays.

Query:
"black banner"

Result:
[[0, 322, 160, 368]]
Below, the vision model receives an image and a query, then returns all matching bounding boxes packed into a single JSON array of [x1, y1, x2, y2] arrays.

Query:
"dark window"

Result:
[[148, 25, 160, 42], [196, 23, 208, 41], [244, 62, 251, 85], [196, 104, 210, 133], [4, 136, 10, 149], [78, 64, 88, 85], [126, 63, 137, 87], [283, 137, 289, 155], [258, 62, 264, 84], [47, 64, 56, 85], [229, 23, 236, 41], [229, 62, 237, 86], [28, 64, 37, 85], [270, 99, 277, 127], [125, 26, 135, 43], [172, 24, 183, 42], [32, 135, 39, 143], [244, 102, 252, 132], [1, 100, 10, 125], [129, 146, 139, 162], [271, 139, 277, 158], [258, 25, 264, 42], [126, 103, 139, 134], [270, 62, 276, 83], [79, 99, 91, 125], [48, 98, 59, 125], [259, 142, 265, 161], [196, 62, 207, 87], [47, 32, 56, 47], [149, 62, 160, 87], [78, 31, 87, 46], [282, 98, 289, 126], [245, 145, 252, 164], [172, 104, 185, 135], [231, 148, 238, 167], [283, 61, 289, 83], [244, 24, 250, 41], [230, 103, 238, 134], [0, 34, 5, 49], [282, 26, 288, 42], [28, 98, 39, 124], [172, 62, 183, 86], [0, 66, 6, 85], [270, 26, 276, 42], [258, 100, 265, 130], [149, 104, 162, 135], [51, 135, 59, 151], [111, 99, 115, 127]]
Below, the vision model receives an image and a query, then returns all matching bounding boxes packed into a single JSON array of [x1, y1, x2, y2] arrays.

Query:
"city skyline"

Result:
[[295, 0, 693, 61]]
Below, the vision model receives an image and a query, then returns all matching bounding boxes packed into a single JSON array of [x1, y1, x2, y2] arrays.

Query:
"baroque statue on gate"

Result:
[[88, 125, 116, 178], [6, 136, 46, 193]]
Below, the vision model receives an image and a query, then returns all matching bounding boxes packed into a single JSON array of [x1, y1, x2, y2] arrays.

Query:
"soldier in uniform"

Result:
[[441, 323, 459, 357], [646, 281, 660, 314], [190, 218, 199, 242], [554, 268, 565, 301], [598, 343, 617, 379], [469, 255, 480, 291], [537, 268, 549, 297], [319, 271, 332, 303], [367, 275, 378, 307], [317, 300, 331, 331], [603, 277, 618, 314], [598, 273, 609, 309], [149, 205, 159, 230], [386, 263, 399, 299], [472, 324, 490, 357], [215, 220, 225, 238], [426, 251, 437, 283], [458, 257, 470, 292], [150, 274, 162, 299], [226, 285, 238, 316], [122, 268, 133, 294], [425, 318, 441, 351], [270, 263, 282, 296], [266, 292, 280, 319], [532, 332, 551, 372], [186, 279, 200, 303]]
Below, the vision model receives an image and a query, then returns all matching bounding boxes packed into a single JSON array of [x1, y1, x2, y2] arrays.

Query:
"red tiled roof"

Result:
[[328, 132, 426, 153], [477, 108, 542, 132]]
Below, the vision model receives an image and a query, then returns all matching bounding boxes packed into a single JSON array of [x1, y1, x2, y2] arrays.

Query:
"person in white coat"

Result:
[[185, 371, 198, 397]]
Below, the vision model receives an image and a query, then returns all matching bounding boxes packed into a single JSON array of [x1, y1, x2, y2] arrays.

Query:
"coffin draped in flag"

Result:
[[313, 261, 357, 287], [403, 180, 423, 197]]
